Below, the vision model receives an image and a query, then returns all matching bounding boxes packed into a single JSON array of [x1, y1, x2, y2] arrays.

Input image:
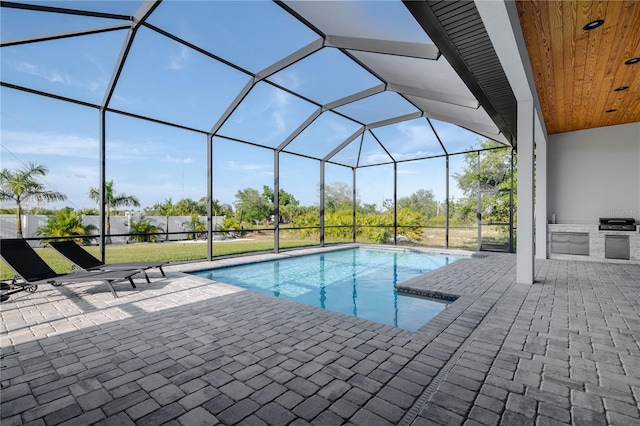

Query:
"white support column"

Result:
[[476, 0, 548, 282], [534, 111, 548, 260], [517, 99, 535, 284]]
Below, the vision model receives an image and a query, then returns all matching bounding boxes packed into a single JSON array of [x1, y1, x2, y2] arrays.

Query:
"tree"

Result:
[[128, 215, 163, 243], [397, 189, 438, 219], [261, 185, 299, 222], [88, 180, 140, 243], [262, 185, 299, 206], [0, 162, 67, 238], [37, 207, 97, 245], [195, 197, 210, 215], [358, 203, 378, 214], [356, 208, 426, 243], [452, 141, 515, 225], [182, 213, 206, 240], [78, 207, 99, 216], [145, 198, 175, 241], [212, 199, 233, 222], [454, 142, 513, 196], [234, 188, 272, 225], [279, 203, 306, 223], [324, 182, 355, 212], [174, 198, 204, 216]]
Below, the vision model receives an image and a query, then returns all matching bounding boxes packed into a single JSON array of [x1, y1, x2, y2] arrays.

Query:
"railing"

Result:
[[2, 224, 513, 267], [11, 224, 502, 251]]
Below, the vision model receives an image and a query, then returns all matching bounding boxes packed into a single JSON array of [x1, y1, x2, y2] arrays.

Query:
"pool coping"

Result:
[[167, 245, 500, 345], [184, 244, 471, 333]]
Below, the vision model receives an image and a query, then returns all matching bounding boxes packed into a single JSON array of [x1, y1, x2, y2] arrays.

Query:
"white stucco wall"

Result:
[[547, 122, 640, 224], [0, 214, 223, 242]]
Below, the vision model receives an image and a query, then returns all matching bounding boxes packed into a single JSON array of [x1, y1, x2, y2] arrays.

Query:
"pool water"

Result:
[[192, 247, 459, 331]]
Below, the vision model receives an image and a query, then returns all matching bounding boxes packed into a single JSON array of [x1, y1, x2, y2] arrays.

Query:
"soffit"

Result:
[[516, 0, 640, 134], [404, 0, 518, 146]]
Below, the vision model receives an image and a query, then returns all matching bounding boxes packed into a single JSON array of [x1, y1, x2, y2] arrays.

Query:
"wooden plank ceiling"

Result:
[[516, 1, 640, 135]]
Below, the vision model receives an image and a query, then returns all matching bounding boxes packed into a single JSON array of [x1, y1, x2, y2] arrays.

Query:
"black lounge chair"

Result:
[[49, 240, 166, 283], [0, 238, 140, 298]]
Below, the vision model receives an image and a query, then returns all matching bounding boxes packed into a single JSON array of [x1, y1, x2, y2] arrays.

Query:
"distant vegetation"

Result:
[[3, 141, 514, 246]]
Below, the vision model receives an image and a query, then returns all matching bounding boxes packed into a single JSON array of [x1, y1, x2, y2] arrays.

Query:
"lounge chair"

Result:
[[0, 238, 140, 298], [48, 240, 166, 283]]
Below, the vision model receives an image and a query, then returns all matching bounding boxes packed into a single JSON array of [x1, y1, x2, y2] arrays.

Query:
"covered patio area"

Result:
[[2, 249, 639, 425]]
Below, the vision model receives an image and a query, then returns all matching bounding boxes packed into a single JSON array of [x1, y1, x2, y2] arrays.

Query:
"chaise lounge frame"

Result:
[[0, 238, 141, 298], [48, 240, 166, 283]]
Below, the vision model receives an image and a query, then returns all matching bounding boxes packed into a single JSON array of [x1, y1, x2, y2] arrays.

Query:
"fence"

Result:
[[0, 214, 224, 244]]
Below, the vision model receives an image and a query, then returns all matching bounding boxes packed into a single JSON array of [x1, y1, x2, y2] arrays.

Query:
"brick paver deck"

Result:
[[1, 246, 639, 425]]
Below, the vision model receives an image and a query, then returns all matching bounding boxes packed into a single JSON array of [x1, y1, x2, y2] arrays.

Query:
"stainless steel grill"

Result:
[[599, 218, 637, 231]]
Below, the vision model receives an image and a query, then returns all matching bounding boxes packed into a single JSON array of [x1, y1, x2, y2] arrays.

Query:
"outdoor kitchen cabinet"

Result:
[[605, 235, 630, 260], [547, 224, 639, 262], [550, 232, 589, 256]]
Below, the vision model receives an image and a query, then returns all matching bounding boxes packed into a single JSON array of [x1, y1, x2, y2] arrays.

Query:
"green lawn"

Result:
[[0, 227, 491, 281], [0, 238, 320, 281]]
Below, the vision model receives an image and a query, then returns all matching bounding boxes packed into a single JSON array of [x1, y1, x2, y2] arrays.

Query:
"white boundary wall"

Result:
[[0, 214, 224, 244]]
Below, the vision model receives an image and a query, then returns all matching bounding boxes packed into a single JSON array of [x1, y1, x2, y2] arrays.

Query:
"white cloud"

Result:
[[267, 89, 292, 138], [367, 121, 444, 161], [8, 56, 111, 98], [360, 151, 392, 165], [327, 120, 356, 140], [271, 70, 302, 91], [59, 165, 99, 181], [1, 130, 98, 158], [12, 60, 38, 74], [10, 60, 72, 85], [0, 130, 183, 164], [169, 45, 191, 70], [47, 70, 67, 84], [390, 150, 440, 161], [395, 121, 438, 150], [110, 90, 140, 107], [226, 160, 268, 171], [165, 155, 193, 164], [87, 78, 107, 93], [85, 61, 109, 94]]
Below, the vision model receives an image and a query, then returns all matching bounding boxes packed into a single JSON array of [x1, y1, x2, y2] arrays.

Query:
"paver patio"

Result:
[[1, 246, 639, 425]]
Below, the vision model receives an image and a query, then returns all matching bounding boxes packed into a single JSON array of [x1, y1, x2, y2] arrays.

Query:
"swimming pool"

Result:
[[191, 247, 460, 331]]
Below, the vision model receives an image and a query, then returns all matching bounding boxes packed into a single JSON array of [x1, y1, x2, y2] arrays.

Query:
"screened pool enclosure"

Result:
[[1, 1, 515, 259]]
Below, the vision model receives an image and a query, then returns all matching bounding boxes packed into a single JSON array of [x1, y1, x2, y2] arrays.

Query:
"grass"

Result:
[[0, 227, 507, 281], [0, 238, 316, 280]]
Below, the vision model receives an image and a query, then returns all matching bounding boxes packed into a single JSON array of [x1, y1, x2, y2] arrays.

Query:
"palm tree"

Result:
[[37, 208, 97, 245], [156, 198, 175, 241], [88, 180, 140, 244], [0, 162, 67, 238], [128, 215, 163, 243], [182, 213, 206, 240]]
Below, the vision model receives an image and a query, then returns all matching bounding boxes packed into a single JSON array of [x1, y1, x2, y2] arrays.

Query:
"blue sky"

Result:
[[1, 1, 493, 213]]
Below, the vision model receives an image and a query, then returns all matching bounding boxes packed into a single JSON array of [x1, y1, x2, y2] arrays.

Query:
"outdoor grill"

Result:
[[598, 218, 637, 231]]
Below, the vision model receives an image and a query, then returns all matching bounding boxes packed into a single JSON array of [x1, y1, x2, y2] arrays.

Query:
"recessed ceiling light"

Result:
[[606, 109, 617, 113], [583, 19, 604, 30], [625, 57, 640, 65], [614, 86, 629, 92]]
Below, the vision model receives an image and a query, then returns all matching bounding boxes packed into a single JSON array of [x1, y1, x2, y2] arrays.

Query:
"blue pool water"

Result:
[[192, 247, 460, 331]]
